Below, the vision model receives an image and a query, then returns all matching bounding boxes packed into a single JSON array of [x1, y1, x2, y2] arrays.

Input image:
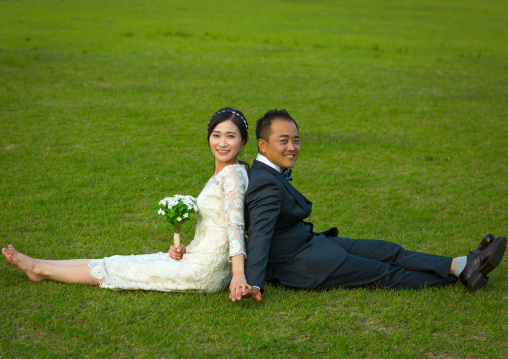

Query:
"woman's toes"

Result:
[[2, 247, 14, 263], [8, 244, 17, 255]]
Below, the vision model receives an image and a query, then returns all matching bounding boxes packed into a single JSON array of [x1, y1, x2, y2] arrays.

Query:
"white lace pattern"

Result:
[[88, 164, 248, 293]]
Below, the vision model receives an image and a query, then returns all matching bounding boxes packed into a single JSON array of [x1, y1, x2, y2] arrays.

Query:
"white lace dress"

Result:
[[88, 164, 248, 293]]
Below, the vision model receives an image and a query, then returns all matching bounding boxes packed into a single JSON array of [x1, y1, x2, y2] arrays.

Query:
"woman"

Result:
[[2, 107, 253, 301]]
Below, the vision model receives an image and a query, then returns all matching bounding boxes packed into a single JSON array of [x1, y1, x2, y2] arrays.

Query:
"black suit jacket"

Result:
[[244, 160, 347, 291]]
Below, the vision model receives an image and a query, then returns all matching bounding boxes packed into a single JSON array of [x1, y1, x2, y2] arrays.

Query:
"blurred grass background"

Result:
[[1, 0, 507, 357]]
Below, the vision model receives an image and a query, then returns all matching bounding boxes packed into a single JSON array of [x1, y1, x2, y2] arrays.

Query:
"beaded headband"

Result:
[[209, 109, 248, 131]]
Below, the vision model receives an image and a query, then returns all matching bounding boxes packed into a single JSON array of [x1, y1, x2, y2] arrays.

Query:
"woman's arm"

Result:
[[220, 165, 248, 259], [219, 165, 254, 301], [229, 253, 250, 301]]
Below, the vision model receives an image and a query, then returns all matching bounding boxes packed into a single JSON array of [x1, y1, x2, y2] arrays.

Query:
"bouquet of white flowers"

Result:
[[157, 195, 198, 247]]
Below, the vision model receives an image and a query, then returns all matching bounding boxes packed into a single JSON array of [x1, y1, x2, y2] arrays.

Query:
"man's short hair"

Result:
[[256, 109, 299, 141]]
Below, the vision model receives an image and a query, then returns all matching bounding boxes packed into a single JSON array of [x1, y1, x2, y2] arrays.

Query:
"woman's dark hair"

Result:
[[207, 107, 250, 169]]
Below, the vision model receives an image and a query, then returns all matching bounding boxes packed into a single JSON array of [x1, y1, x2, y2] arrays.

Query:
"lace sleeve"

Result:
[[219, 165, 248, 260]]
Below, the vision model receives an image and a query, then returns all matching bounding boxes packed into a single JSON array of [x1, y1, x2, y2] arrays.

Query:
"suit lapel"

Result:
[[251, 160, 312, 216]]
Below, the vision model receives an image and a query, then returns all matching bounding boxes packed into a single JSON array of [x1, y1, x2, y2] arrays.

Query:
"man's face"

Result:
[[259, 118, 300, 169]]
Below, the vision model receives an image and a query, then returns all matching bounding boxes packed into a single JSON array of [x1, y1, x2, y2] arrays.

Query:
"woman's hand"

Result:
[[169, 244, 186, 260], [229, 275, 251, 302]]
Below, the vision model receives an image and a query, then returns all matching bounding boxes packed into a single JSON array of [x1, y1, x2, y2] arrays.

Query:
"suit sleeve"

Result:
[[245, 176, 282, 291]]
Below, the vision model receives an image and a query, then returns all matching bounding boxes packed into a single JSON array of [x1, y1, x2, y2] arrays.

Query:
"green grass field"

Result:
[[1, 0, 507, 357]]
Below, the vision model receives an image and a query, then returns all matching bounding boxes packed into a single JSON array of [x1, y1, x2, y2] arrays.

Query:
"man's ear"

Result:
[[257, 139, 267, 154]]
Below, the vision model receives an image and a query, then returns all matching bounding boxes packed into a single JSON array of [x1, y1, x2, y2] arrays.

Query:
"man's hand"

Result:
[[238, 286, 262, 301], [169, 244, 186, 260]]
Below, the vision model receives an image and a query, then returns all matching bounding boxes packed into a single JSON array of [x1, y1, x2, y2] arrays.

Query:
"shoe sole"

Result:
[[467, 272, 489, 292], [467, 236, 507, 292], [480, 236, 507, 275]]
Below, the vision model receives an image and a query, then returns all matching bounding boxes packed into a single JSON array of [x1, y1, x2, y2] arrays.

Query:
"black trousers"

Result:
[[316, 237, 457, 290]]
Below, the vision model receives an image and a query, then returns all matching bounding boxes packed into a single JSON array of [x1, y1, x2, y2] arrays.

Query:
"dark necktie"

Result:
[[281, 168, 292, 181]]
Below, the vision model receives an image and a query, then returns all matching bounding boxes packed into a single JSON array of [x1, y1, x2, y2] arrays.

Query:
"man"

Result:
[[238, 109, 506, 301]]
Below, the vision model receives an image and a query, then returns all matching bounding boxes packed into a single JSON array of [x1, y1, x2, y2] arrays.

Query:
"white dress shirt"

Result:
[[255, 153, 282, 173]]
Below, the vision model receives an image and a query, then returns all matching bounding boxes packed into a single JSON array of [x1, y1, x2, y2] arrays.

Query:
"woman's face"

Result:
[[209, 119, 243, 166]]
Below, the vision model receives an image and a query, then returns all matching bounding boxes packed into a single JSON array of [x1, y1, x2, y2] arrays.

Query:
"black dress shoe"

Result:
[[459, 236, 507, 292], [474, 234, 495, 253]]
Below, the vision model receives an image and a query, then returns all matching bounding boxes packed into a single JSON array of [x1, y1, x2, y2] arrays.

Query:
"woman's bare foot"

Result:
[[2, 245, 44, 281]]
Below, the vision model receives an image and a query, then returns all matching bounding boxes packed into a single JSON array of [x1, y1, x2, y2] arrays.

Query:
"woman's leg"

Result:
[[40, 259, 91, 265], [6, 247, 91, 266], [2, 245, 99, 285]]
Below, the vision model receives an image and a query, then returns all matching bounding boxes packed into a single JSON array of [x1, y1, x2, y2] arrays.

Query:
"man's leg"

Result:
[[329, 236, 453, 279], [316, 252, 457, 290]]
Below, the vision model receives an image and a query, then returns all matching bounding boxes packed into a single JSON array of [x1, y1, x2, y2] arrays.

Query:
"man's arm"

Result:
[[244, 176, 282, 292]]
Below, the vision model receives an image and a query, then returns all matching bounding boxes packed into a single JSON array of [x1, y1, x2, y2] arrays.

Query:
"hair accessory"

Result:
[[209, 109, 248, 131]]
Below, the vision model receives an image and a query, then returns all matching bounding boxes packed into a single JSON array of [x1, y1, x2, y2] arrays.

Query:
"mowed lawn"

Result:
[[1, 0, 507, 357]]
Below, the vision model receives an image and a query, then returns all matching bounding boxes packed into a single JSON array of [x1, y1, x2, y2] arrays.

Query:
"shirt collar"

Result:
[[256, 153, 282, 173]]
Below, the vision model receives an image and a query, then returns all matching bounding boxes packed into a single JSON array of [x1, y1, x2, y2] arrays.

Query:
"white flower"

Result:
[[223, 178, 235, 193], [212, 210, 226, 225], [157, 194, 197, 226], [234, 198, 243, 209], [91, 265, 105, 280], [230, 211, 244, 225]]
